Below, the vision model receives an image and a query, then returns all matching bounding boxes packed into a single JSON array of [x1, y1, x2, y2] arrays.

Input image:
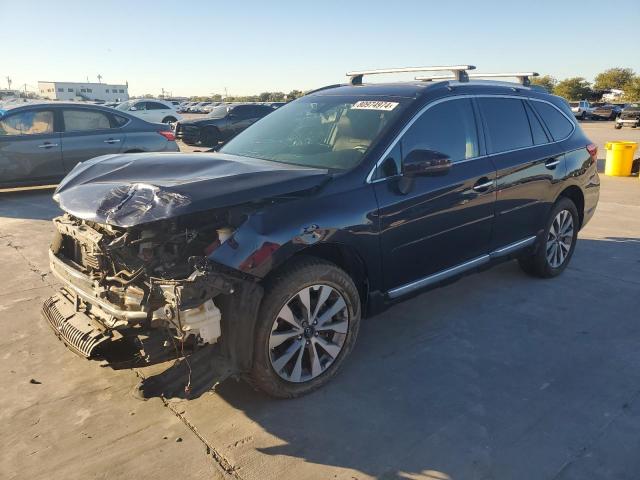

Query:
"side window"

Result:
[[0, 110, 54, 136], [478, 98, 532, 153], [524, 102, 550, 145], [113, 114, 130, 127], [531, 101, 574, 141], [62, 109, 112, 132], [132, 102, 146, 111], [232, 106, 250, 118], [147, 102, 169, 110], [401, 98, 479, 163]]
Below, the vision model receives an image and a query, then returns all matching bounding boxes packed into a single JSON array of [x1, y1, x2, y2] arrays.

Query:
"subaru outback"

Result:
[[43, 65, 600, 398]]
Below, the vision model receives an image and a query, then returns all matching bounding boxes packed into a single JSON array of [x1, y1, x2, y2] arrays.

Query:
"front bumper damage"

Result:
[[42, 214, 261, 380]]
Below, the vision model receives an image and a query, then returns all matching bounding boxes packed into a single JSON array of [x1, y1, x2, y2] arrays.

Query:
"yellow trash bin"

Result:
[[604, 141, 638, 176]]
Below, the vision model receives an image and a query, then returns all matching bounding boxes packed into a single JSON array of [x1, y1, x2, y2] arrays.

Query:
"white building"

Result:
[[38, 81, 129, 102]]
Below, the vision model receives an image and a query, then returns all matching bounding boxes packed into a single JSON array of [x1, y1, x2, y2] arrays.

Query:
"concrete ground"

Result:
[[1, 121, 639, 480]]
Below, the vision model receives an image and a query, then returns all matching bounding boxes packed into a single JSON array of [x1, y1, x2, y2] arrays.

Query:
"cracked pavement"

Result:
[[1, 124, 640, 480]]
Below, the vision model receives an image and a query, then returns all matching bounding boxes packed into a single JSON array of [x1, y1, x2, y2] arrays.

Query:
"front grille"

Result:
[[42, 293, 111, 358]]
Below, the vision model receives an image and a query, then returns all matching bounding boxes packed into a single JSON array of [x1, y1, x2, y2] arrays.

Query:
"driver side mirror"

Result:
[[403, 149, 452, 177]]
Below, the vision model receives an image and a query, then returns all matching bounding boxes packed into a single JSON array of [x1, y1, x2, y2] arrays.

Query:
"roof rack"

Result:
[[346, 65, 475, 86], [415, 72, 539, 86]]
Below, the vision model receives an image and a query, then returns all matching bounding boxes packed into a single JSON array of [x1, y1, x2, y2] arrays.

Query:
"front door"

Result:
[[0, 108, 63, 187], [59, 108, 125, 173], [373, 98, 497, 292]]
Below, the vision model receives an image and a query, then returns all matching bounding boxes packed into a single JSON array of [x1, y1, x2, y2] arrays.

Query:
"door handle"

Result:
[[472, 178, 494, 192], [545, 158, 560, 169], [38, 143, 59, 149], [104, 139, 121, 144]]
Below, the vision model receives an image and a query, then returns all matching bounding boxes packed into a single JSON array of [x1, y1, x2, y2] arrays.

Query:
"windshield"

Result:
[[116, 101, 133, 111], [220, 96, 408, 171], [207, 105, 229, 118]]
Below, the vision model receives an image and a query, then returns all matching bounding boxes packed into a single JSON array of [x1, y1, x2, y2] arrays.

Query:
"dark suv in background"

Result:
[[175, 103, 277, 147], [44, 66, 599, 398]]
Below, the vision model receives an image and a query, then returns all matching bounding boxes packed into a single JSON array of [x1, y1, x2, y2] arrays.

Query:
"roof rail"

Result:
[[415, 72, 540, 86], [346, 65, 475, 86]]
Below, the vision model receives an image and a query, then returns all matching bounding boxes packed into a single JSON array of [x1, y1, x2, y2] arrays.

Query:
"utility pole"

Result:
[[97, 74, 102, 83], [6, 76, 12, 90]]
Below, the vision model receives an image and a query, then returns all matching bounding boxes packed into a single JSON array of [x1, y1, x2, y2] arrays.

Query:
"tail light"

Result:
[[586, 143, 598, 160], [158, 130, 175, 141]]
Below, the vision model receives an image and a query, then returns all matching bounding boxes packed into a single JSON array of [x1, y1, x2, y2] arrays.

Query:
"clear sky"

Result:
[[1, 0, 639, 97]]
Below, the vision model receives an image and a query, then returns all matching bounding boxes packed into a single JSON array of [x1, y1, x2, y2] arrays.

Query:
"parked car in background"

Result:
[[0, 102, 179, 188], [570, 100, 592, 120], [590, 103, 620, 120], [174, 103, 276, 146], [615, 103, 640, 129], [45, 68, 599, 397], [115, 99, 182, 124], [202, 102, 223, 113]]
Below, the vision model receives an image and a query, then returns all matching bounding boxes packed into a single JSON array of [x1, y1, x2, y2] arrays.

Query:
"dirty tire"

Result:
[[518, 197, 579, 278], [248, 257, 361, 398]]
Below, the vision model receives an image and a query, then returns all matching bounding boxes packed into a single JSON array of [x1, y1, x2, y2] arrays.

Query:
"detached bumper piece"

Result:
[[42, 292, 112, 358]]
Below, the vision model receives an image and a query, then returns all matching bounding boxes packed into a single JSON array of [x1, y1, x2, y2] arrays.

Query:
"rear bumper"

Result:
[[175, 123, 202, 145]]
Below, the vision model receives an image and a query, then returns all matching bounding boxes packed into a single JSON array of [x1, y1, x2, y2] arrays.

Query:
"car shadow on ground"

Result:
[[133, 236, 640, 479], [0, 189, 61, 221]]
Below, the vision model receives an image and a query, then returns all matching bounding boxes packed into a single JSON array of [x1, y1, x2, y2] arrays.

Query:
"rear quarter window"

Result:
[[478, 97, 532, 153], [531, 101, 574, 141]]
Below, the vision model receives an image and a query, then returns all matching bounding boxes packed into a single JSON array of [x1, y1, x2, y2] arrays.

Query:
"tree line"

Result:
[[531, 67, 640, 102], [189, 90, 304, 103]]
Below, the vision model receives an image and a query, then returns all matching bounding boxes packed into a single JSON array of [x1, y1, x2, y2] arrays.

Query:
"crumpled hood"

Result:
[[54, 152, 329, 227]]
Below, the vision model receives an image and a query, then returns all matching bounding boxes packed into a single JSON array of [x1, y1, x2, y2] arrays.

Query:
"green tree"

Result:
[[530, 75, 557, 93], [287, 89, 303, 100], [593, 68, 635, 91], [622, 77, 640, 101], [553, 77, 592, 101]]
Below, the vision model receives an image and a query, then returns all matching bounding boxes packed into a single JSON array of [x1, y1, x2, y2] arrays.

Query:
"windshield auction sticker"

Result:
[[352, 101, 399, 111]]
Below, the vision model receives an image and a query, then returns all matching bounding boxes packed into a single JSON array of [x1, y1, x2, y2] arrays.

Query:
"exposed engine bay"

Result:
[[45, 207, 253, 359]]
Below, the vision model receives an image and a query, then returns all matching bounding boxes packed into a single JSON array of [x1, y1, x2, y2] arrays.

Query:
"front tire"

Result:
[[518, 197, 579, 278], [162, 116, 177, 124], [249, 257, 361, 398], [615, 123, 623, 129]]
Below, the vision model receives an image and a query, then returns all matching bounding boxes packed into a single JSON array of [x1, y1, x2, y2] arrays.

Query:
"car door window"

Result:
[[478, 97, 533, 153], [147, 102, 169, 110], [0, 110, 54, 136], [401, 98, 479, 164], [524, 102, 550, 145], [531, 101, 574, 141], [62, 109, 112, 131], [132, 102, 146, 111], [232, 106, 252, 119]]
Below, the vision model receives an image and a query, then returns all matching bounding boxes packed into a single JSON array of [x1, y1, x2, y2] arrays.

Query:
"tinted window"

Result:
[[231, 105, 253, 118], [113, 114, 129, 127], [531, 101, 574, 141], [478, 98, 532, 153], [147, 102, 169, 110], [0, 110, 54, 136], [63, 109, 112, 131], [524, 102, 549, 145], [401, 98, 478, 163], [132, 102, 146, 111]]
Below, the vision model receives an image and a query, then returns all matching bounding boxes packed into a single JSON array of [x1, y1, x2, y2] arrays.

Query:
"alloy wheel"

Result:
[[546, 209, 574, 268], [268, 284, 349, 383]]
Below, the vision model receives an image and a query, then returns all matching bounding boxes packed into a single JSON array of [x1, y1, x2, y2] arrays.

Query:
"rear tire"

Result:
[[162, 116, 177, 124], [615, 123, 622, 129], [248, 257, 361, 398], [518, 197, 579, 278]]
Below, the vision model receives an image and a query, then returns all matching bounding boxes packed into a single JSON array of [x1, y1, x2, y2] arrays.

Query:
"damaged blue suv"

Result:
[[44, 66, 600, 397]]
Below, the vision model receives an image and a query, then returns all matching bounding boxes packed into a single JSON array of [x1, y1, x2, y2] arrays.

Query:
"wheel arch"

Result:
[[265, 242, 370, 317], [557, 185, 585, 228]]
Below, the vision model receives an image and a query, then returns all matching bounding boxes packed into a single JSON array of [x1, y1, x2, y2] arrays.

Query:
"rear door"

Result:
[[0, 108, 63, 187], [373, 98, 497, 292], [59, 107, 125, 172], [145, 101, 173, 123], [477, 96, 565, 250]]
